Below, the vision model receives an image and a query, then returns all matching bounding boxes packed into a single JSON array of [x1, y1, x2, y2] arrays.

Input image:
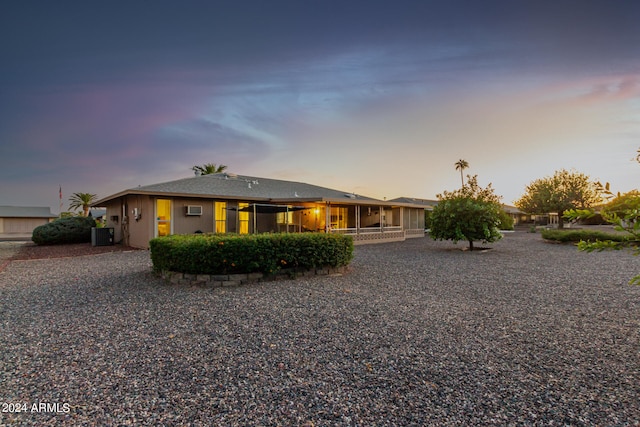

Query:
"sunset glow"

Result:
[[1, 1, 638, 210]]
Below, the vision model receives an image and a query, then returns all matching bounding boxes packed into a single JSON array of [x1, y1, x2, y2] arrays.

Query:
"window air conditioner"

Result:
[[186, 205, 203, 216]]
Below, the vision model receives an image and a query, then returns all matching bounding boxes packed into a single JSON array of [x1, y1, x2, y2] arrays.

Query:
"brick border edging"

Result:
[[159, 266, 348, 287]]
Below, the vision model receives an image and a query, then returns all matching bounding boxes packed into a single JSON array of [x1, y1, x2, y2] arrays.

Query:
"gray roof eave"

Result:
[[91, 173, 429, 209], [92, 189, 273, 207], [0, 206, 57, 218]]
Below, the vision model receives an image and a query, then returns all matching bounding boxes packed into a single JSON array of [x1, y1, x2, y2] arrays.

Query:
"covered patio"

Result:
[[233, 201, 425, 244]]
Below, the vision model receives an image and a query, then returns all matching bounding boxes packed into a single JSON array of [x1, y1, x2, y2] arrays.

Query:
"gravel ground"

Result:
[[0, 231, 639, 426]]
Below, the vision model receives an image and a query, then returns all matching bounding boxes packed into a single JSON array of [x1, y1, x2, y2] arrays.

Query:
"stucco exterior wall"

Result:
[[171, 198, 215, 235], [102, 195, 154, 249], [0, 217, 53, 234], [127, 196, 154, 249]]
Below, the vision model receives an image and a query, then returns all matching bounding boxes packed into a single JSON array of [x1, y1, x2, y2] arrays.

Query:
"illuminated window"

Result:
[[239, 202, 249, 234], [214, 201, 227, 233], [277, 211, 293, 224], [156, 199, 171, 237], [330, 206, 348, 229]]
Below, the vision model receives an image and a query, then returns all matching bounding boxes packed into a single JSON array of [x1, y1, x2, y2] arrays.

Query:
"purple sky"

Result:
[[2, 0, 639, 213]]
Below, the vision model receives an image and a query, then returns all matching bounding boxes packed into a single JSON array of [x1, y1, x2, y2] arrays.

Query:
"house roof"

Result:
[[93, 173, 427, 208], [502, 204, 524, 214], [389, 198, 526, 214], [0, 206, 57, 218], [389, 197, 438, 208]]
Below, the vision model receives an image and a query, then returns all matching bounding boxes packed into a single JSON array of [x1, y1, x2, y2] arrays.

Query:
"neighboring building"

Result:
[[391, 199, 531, 227], [0, 206, 57, 235], [88, 208, 107, 225], [502, 204, 529, 225], [92, 173, 426, 249], [389, 197, 438, 210]]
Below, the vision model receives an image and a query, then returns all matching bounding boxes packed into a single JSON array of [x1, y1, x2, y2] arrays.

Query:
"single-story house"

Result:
[[0, 206, 57, 235], [92, 173, 426, 249]]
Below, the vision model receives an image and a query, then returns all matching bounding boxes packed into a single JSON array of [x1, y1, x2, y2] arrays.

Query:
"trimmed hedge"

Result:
[[150, 233, 354, 275], [541, 229, 631, 244], [32, 216, 96, 245]]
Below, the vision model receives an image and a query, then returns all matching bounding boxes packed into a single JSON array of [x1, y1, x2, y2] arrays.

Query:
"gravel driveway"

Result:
[[1, 231, 639, 426]]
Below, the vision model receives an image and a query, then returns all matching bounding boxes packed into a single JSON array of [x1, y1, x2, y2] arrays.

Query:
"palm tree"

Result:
[[455, 159, 469, 187], [192, 163, 228, 176], [68, 192, 97, 217]]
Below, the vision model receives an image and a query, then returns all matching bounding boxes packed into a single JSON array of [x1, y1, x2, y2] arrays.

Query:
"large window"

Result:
[[156, 199, 171, 237], [238, 202, 249, 234], [330, 206, 348, 229], [214, 201, 227, 233], [383, 206, 401, 227], [277, 211, 293, 225]]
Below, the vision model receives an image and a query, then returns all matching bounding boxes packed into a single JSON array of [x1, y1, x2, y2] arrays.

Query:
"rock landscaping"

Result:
[[0, 231, 638, 425]]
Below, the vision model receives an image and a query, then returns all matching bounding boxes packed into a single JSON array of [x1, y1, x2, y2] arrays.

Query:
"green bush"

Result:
[[430, 197, 502, 251], [149, 233, 354, 275], [424, 210, 432, 230], [497, 210, 515, 230], [32, 216, 96, 245], [541, 229, 631, 244]]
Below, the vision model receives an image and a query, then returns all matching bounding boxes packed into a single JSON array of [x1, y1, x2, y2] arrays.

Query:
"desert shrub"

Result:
[[149, 232, 354, 275], [32, 216, 96, 245], [541, 229, 630, 244]]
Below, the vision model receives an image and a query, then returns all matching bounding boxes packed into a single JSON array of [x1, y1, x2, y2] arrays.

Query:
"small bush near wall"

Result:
[[32, 216, 96, 245], [497, 210, 515, 230], [541, 229, 630, 244], [150, 233, 354, 275]]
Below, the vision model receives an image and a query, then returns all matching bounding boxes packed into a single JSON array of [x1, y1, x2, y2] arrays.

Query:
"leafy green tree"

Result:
[[68, 192, 97, 217], [515, 169, 601, 229], [564, 151, 640, 285], [430, 175, 503, 251], [603, 190, 640, 217], [424, 210, 432, 230], [192, 163, 228, 175], [565, 193, 640, 285], [454, 159, 469, 187]]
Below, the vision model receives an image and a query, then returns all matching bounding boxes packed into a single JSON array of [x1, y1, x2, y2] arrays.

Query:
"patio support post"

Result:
[[326, 202, 331, 233], [380, 205, 383, 233]]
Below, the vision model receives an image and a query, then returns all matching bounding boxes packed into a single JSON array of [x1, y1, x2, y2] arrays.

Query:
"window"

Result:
[[214, 201, 227, 233], [156, 199, 171, 237], [277, 211, 293, 225], [330, 206, 348, 229], [238, 202, 249, 234]]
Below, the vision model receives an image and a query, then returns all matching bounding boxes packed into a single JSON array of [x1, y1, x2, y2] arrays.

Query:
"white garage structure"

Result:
[[0, 206, 57, 236]]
